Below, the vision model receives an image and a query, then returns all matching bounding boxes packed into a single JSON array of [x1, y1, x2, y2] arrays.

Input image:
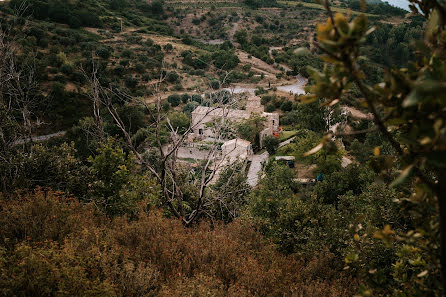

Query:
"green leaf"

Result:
[[402, 90, 421, 107], [390, 165, 414, 187], [426, 9, 440, 41], [345, 252, 359, 264], [294, 47, 309, 56], [304, 143, 323, 156]]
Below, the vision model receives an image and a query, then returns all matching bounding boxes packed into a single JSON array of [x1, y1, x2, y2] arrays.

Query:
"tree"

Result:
[[295, 100, 326, 132], [306, 1, 446, 293], [167, 94, 181, 107], [237, 114, 266, 150], [212, 51, 240, 70], [280, 100, 293, 112], [208, 161, 250, 222], [0, 7, 43, 191], [87, 138, 159, 217], [181, 93, 190, 103], [263, 135, 280, 154], [166, 71, 180, 83], [167, 112, 190, 134], [85, 67, 241, 225]]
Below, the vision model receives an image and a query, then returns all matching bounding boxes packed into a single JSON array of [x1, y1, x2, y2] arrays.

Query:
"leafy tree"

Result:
[[212, 50, 239, 70], [306, 2, 446, 293], [263, 135, 280, 154], [234, 30, 248, 45], [182, 101, 199, 116], [87, 138, 158, 217], [96, 46, 112, 59], [191, 94, 202, 103], [167, 94, 181, 107], [167, 112, 190, 134], [237, 114, 266, 150], [295, 100, 326, 132], [280, 100, 293, 112], [209, 161, 250, 223], [181, 93, 191, 103], [166, 71, 180, 83]]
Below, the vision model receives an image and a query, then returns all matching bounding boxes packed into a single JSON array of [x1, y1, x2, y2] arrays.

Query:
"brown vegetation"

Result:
[[0, 188, 355, 296]]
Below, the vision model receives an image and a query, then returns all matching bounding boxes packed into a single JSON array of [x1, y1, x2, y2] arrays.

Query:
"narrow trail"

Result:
[[13, 131, 66, 146]]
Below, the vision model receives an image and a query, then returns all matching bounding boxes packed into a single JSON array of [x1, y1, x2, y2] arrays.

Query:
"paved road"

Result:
[[247, 151, 269, 187]]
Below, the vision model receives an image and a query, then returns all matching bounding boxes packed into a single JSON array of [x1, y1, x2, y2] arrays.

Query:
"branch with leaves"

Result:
[[305, 0, 446, 292]]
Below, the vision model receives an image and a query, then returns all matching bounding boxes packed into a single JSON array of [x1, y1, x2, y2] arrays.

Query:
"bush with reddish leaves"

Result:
[[0, 189, 355, 296]]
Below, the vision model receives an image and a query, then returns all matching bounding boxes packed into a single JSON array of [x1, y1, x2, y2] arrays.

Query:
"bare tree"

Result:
[[0, 3, 44, 192], [85, 60, 247, 225]]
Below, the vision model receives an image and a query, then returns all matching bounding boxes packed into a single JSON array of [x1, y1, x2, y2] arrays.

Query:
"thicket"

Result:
[[0, 189, 353, 297]]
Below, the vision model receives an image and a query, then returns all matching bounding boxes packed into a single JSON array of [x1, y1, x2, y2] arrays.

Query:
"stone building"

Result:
[[190, 96, 279, 144], [221, 138, 253, 162]]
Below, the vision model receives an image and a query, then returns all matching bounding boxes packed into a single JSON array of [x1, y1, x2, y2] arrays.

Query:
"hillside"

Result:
[[1, 0, 444, 296]]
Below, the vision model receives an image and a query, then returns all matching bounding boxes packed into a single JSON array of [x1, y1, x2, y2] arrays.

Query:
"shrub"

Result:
[[0, 189, 354, 297], [125, 76, 138, 88], [181, 93, 191, 103], [166, 71, 180, 83], [281, 100, 293, 112], [210, 80, 220, 90], [266, 103, 275, 112], [191, 94, 202, 103], [97, 46, 112, 59], [167, 94, 181, 107], [261, 95, 272, 105], [263, 135, 280, 154]]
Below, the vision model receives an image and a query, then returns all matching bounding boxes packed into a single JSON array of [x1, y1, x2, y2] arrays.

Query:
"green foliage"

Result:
[[166, 71, 180, 83], [209, 162, 250, 223], [167, 112, 190, 134], [167, 94, 181, 107], [278, 129, 320, 162], [314, 164, 374, 205], [2, 143, 89, 197], [306, 4, 446, 294], [211, 50, 239, 70], [345, 0, 406, 16], [280, 100, 293, 112], [236, 114, 266, 151], [87, 138, 159, 217], [263, 135, 280, 154], [244, 0, 278, 9], [181, 93, 191, 103], [294, 99, 327, 132]]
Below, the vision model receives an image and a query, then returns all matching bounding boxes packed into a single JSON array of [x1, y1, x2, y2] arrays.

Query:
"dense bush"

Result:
[[0, 189, 353, 297], [167, 94, 181, 107], [263, 135, 280, 154]]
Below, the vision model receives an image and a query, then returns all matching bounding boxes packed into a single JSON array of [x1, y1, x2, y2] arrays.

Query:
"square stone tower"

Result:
[[246, 96, 264, 114]]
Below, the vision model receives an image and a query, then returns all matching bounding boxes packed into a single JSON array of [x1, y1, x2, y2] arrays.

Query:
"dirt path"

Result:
[[228, 22, 240, 42], [237, 50, 281, 78], [13, 131, 66, 146]]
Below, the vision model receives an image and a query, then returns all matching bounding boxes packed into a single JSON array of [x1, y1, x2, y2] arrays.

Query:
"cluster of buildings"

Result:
[[189, 96, 280, 162]]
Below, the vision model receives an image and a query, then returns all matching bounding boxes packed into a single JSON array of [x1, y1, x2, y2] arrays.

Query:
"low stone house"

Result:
[[190, 96, 279, 145]]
